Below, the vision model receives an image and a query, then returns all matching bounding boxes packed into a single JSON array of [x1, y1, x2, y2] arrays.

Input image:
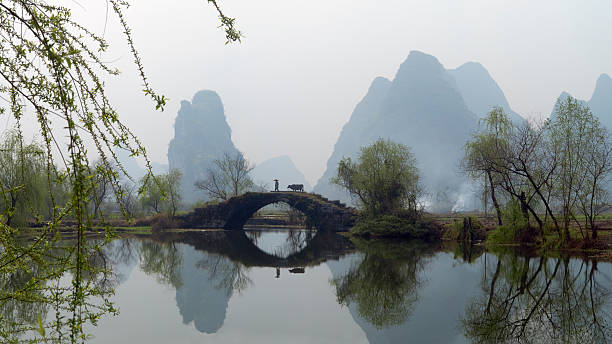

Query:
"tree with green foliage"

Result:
[[140, 169, 183, 218], [333, 139, 421, 217], [549, 97, 612, 241], [462, 107, 513, 226], [576, 126, 611, 239], [0, 131, 48, 227]]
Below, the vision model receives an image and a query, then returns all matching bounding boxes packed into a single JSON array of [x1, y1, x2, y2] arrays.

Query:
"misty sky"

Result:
[[4, 0, 612, 185]]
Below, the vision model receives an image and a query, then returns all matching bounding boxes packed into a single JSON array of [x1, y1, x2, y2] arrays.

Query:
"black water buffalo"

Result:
[[289, 267, 305, 274], [287, 184, 304, 192]]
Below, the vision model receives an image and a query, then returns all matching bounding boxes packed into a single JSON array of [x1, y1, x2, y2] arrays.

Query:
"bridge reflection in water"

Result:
[[151, 229, 355, 268]]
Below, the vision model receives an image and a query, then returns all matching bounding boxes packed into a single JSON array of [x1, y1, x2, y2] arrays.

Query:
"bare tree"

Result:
[[117, 182, 139, 218], [89, 159, 118, 219], [195, 151, 255, 201]]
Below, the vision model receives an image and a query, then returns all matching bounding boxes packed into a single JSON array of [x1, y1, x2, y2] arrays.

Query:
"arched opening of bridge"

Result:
[[245, 229, 316, 258], [245, 202, 309, 229], [244, 201, 317, 258]]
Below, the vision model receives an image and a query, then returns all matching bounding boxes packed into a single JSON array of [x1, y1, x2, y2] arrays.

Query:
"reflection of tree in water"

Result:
[[0, 264, 50, 339], [447, 241, 485, 264], [462, 253, 611, 343], [246, 230, 263, 245], [332, 239, 433, 329], [138, 240, 183, 288], [284, 230, 314, 255], [196, 253, 252, 296], [84, 238, 140, 292], [0, 237, 119, 342]]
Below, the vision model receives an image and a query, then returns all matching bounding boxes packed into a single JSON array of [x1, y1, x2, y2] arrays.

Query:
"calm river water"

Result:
[[20, 229, 612, 343]]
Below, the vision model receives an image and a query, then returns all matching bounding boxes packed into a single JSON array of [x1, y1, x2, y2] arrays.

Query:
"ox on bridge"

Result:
[[176, 192, 356, 232]]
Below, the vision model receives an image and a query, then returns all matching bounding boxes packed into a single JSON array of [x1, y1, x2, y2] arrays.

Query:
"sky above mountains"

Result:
[[4, 0, 611, 185]]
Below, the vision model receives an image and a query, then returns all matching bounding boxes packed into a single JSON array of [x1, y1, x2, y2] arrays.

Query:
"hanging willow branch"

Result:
[[0, 0, 241, 341]]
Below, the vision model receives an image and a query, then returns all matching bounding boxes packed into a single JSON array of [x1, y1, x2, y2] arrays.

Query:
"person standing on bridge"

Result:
[[274, 179, 279, 192]]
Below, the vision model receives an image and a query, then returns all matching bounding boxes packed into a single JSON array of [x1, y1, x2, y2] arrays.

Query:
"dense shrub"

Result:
[[150, 213, 177, 233], [486, 200, 538, 244], [350, 214, 440, 241]]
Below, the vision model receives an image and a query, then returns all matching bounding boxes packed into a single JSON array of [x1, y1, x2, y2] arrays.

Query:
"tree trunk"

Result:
[[563, 205, 571, 243], [6, 194, 18, 227], [519, 191, 530, 221], [487, 171, 502, 226], [486, 260, 502, 315], [523, 169, 560, 232]]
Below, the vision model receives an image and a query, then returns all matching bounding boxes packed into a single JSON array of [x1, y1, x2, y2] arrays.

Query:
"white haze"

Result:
[[2, 0, 611, 186]]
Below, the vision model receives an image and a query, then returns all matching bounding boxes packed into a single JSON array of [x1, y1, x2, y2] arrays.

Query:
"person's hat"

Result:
[[273, 179, 278, 181]]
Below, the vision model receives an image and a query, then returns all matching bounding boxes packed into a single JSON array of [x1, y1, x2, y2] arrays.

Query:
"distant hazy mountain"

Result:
[[251, 155, 312, 191], [314, 77, 392, 203], [168, 90, 240, 203], [314, 51, 481, 211], [588, 74, 612, 130], [115, 148, 169, 183], [151, 162, 169, 175], [115, 148, 146, 182], [550, 91, 588, 122], [551, 74, 612, 129], [449, 62, 523, 122]]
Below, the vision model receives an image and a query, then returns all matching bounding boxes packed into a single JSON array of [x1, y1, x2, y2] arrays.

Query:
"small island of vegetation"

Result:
[[332, 138, 439, 240]]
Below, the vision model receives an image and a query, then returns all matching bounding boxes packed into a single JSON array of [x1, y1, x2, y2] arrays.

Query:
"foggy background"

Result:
[[3, 0, 611, 186]]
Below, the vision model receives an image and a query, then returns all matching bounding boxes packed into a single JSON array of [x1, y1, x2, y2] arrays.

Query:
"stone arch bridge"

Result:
[[176, 192, 356, 232]]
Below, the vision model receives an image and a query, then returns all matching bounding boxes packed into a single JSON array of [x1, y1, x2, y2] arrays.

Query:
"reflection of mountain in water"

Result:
[[175, 245, 232, 334]]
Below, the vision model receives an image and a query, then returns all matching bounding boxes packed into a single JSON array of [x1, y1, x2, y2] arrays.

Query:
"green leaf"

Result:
[[37, 313, 46, 337]]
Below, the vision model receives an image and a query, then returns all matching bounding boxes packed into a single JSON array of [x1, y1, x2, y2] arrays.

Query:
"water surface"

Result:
[[5, 229, 612, 343]]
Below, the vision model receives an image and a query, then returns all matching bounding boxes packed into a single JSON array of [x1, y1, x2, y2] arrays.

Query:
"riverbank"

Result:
[[431, 212, 612, 260], [21, 210, 612, 259]]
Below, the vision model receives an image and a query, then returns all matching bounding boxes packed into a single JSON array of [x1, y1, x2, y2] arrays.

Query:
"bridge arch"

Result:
[[177, 192, 356, 232]]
